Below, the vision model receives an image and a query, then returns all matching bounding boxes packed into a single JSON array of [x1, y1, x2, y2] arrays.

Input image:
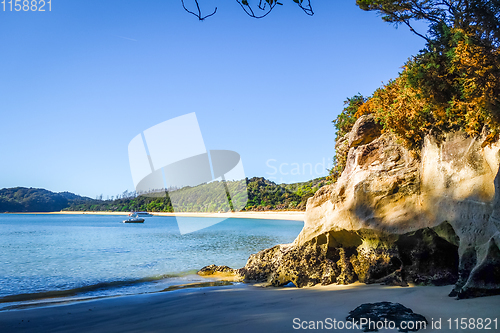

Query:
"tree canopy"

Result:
[[329, 0, 500, 181], [351, 1, 499, 142], [356, 0, 500, 46]]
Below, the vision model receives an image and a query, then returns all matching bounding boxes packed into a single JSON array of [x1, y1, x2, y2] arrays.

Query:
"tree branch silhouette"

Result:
[[236, 0, 277, 19], [181, 0, 218, 21], [296, 0, 314, 16], [180, 0, 314, 20]]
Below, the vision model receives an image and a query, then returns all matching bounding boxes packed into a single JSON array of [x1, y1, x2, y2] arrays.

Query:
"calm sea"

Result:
[[0, 214, 303, 310]]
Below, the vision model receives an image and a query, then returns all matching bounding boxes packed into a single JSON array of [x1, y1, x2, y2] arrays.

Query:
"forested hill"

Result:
[[67, 177, 329, 213], [0, 187, 93, 212], [0, 177, 329, 213]]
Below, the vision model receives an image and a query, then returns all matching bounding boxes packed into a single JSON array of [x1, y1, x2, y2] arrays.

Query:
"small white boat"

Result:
[[123, 217, 145, 223], [123, 213, 145, 223]]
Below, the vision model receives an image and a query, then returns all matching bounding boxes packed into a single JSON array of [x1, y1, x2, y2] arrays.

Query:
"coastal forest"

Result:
[[330, 0, 500, 180], [0, 177, 328, 213], [0, 188, 93, 212]]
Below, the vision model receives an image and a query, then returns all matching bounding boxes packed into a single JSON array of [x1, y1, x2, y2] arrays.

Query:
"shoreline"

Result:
[[1, 282, 499, 332], [1, 213, 498, 332], [4, 211, 305, 221], [153, 211, 305, 221]]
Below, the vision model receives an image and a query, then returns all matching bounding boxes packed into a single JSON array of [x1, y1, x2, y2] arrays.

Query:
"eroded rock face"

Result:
[[199, 116, 500, 298], [348, 114, 383, 147], [232, 222, 459, 288], [298, 116, 500, 297]]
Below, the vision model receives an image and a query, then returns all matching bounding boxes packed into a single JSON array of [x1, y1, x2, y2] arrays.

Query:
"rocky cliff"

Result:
[[200, 115, 500, 298]]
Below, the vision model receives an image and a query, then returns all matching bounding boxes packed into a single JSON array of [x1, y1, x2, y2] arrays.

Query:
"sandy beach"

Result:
[[1, 282, 498, 333], [20, 211, 305, 221], [153, 211, 305, 221]]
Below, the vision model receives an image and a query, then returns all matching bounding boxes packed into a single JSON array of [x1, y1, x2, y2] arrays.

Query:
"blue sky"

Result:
[[0, 1, 427, 198]]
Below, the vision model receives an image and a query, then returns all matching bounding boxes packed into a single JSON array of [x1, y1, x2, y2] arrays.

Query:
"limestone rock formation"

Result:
[[232, 222, 459, 288], [199, 116, 500, 298], [348, 114, 383, 147]]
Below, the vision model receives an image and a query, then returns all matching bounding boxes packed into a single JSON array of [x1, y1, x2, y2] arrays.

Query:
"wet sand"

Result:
[[1, 283, 498, 333]]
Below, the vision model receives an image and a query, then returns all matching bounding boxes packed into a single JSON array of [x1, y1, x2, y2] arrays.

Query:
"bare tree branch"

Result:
[[403, 19, 431, 42], [236, 0, 276, 19], [297, 0, 314, 16], [181, 0, 218, 21], [179, 0, 315, 20]]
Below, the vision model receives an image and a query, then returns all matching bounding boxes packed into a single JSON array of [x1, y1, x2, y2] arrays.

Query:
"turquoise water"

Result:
[[0, 214, 303, 309]]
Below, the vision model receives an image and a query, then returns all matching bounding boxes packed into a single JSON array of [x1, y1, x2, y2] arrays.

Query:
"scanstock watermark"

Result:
[[292, 317, 427, 331], [127, 113, 248, 234]]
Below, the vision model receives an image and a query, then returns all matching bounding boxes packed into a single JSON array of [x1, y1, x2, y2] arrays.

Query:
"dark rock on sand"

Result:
[[197, 264, 237, 276], [346, 302, 427, 332]]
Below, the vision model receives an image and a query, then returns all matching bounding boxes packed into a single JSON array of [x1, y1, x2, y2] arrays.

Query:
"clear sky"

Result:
[[0, 0, 427, 198]]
